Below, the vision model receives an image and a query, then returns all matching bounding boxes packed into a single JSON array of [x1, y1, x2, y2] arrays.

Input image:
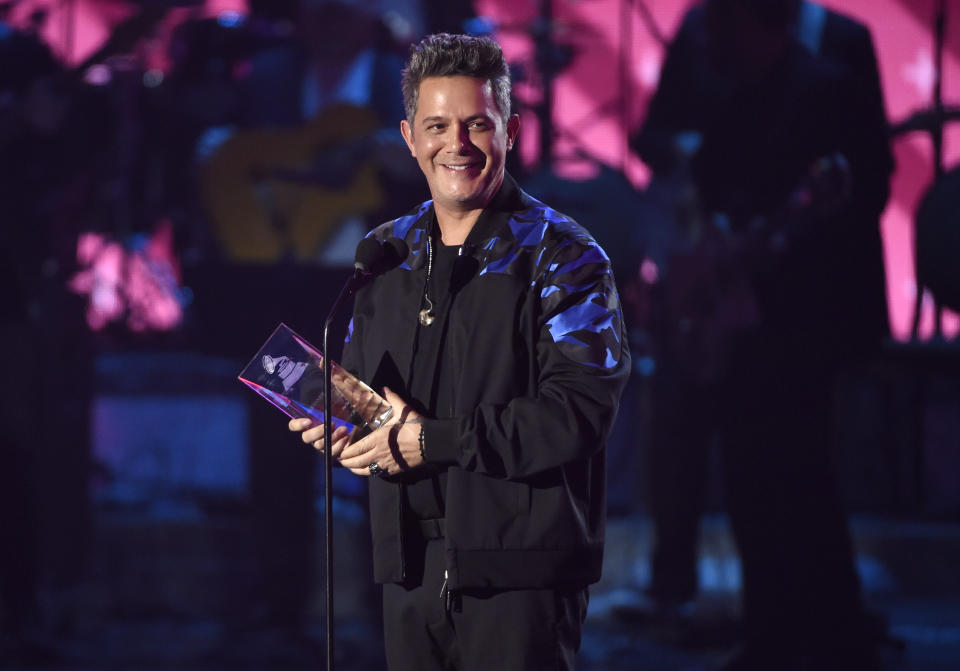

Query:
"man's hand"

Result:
[[288, 417, 352, 457], [287, 387, 425, 477], [338, 387, 425, 477]]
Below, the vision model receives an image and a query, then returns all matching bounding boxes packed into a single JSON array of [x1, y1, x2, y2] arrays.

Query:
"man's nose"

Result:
[[448, 124, 472, 152]]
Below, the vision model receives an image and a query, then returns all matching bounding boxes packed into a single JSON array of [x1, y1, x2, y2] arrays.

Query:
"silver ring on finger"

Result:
[[368, 462, 386, 478]]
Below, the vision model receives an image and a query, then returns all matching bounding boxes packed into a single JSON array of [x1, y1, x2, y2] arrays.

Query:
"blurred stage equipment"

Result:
[[486, 0, 578, 169], [913, 166, 960, 318], [68, 220, 189, 332], [1, 3, 189, 334], [499, 0, 663, 172], [529, 0, 570, 168], [201, 104, 386, 263], [889, 0, 960, 339]]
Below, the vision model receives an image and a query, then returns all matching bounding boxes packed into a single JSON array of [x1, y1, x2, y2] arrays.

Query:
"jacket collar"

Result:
[[419, 171, 526, 246], [402, 172, 526, 271], [463, 171, 526, 247]]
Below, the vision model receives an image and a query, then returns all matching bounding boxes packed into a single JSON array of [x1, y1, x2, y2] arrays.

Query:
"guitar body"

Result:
[[631, 154, 850, 385], [659, 232, 761, 384]]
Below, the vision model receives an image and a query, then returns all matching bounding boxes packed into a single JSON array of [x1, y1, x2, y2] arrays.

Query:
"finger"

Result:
[[382, 387, 420, 421], [343, 456, 393, 475], [338, 452, 363, 469], [313, 426, 350, 450], [315, 437, 351, 454], [321, 430, 350, 455], [288, 417, 314, 432], [339, 450, 381, 470], [328, 432, 351, 458], [383, 386, 409, 412], [303, 423, 348, 446], [338, 432, 373, 461], [302, 424, 325, 444]]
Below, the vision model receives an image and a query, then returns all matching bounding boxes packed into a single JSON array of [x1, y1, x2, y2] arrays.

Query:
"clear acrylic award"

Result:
[[238, 323, 393, 442]]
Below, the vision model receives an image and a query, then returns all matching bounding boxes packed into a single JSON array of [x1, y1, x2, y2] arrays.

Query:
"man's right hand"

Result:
[[289, 418, 351, 458]]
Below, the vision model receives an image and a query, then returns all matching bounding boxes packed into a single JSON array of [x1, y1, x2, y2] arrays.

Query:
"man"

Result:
[[626, 1, 892, 669], [289, 33, 629, 670]]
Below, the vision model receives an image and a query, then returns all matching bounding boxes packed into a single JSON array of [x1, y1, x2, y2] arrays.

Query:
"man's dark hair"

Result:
[[401, 33, 511, 124]]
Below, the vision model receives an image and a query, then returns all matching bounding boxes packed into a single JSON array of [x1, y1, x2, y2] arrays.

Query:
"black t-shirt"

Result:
[[403, 232, 464, 519]]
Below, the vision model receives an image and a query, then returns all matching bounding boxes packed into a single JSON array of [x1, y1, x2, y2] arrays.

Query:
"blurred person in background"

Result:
[[0, 19, 101, 663], [626, 0, 893, 668]]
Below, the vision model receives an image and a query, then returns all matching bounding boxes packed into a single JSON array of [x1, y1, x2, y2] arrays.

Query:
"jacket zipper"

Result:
[[440, 569, 452, 612], [398, 483, 407, 582]]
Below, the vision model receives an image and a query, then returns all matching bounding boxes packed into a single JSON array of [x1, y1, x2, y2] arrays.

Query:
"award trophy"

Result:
[[238, 323, 393, 442]]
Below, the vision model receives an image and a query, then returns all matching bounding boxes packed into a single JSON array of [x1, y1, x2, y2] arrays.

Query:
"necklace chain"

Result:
[[418, 234, 435, 326]]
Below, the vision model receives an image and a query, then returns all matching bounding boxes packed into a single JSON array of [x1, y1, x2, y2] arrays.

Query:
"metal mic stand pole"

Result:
[[322, 278, 359, 671], [909, 0, 948, 339], [930, 0, 946, 337]]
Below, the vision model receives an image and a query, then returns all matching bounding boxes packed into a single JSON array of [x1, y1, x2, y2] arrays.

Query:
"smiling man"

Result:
[[289, 33, 629, 671], [398, 73, 518, 243]]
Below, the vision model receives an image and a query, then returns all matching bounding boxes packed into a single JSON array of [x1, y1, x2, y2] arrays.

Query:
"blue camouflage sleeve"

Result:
[[539, 235, 625, 371]]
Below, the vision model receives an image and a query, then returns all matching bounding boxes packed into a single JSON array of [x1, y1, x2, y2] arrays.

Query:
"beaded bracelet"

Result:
[[418, 424, 425, 460]]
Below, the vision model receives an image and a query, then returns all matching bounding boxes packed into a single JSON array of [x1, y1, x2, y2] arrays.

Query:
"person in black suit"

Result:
[[626, 1, 893, 668]]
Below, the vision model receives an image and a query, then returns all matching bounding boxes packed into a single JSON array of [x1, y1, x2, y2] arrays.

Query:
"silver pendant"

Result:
[[419, 309, 435, 326]]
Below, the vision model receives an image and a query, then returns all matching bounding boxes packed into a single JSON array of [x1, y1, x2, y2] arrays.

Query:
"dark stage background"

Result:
[[1, 1, 959, 669]]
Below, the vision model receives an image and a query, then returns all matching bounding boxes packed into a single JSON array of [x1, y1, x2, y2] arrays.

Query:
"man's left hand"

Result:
[[338, 387, 425, 477]]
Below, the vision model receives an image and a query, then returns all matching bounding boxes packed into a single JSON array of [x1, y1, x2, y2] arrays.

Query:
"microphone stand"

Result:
[[904, 0, 951, 339], [321, 272, 363, 671], [929, 0, 946, 338], [317, 236, 400, 670]]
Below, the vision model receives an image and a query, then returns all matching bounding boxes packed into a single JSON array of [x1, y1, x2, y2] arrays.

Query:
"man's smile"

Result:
[[440, 161, 482, 171]]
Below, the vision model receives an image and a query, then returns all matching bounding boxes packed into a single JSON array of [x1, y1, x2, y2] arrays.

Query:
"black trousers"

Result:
[[382, 537, 588, 671]]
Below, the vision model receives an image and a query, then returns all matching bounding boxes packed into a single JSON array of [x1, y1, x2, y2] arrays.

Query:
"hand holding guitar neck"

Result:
[[651, 153, 853, 384]]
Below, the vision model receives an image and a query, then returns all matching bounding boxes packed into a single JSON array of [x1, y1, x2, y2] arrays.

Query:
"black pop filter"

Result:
[[354, 236, 385, 275], [353, 236, 408, 279]]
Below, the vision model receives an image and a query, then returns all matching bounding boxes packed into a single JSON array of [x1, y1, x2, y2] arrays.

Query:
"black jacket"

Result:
[[342, 175, 630, 590]]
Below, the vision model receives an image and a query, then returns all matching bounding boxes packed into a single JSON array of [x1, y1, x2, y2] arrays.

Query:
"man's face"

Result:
[[401, 76, 519, 216]]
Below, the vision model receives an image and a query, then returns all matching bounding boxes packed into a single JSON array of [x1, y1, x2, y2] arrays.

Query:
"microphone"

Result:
[[352, 236, 409, 285], [354, 236, 385, 277]]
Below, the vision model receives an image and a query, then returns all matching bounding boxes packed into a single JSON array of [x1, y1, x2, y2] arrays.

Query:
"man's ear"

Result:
[[400, 119, 416, 157], [506, 114, 520, 151]]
